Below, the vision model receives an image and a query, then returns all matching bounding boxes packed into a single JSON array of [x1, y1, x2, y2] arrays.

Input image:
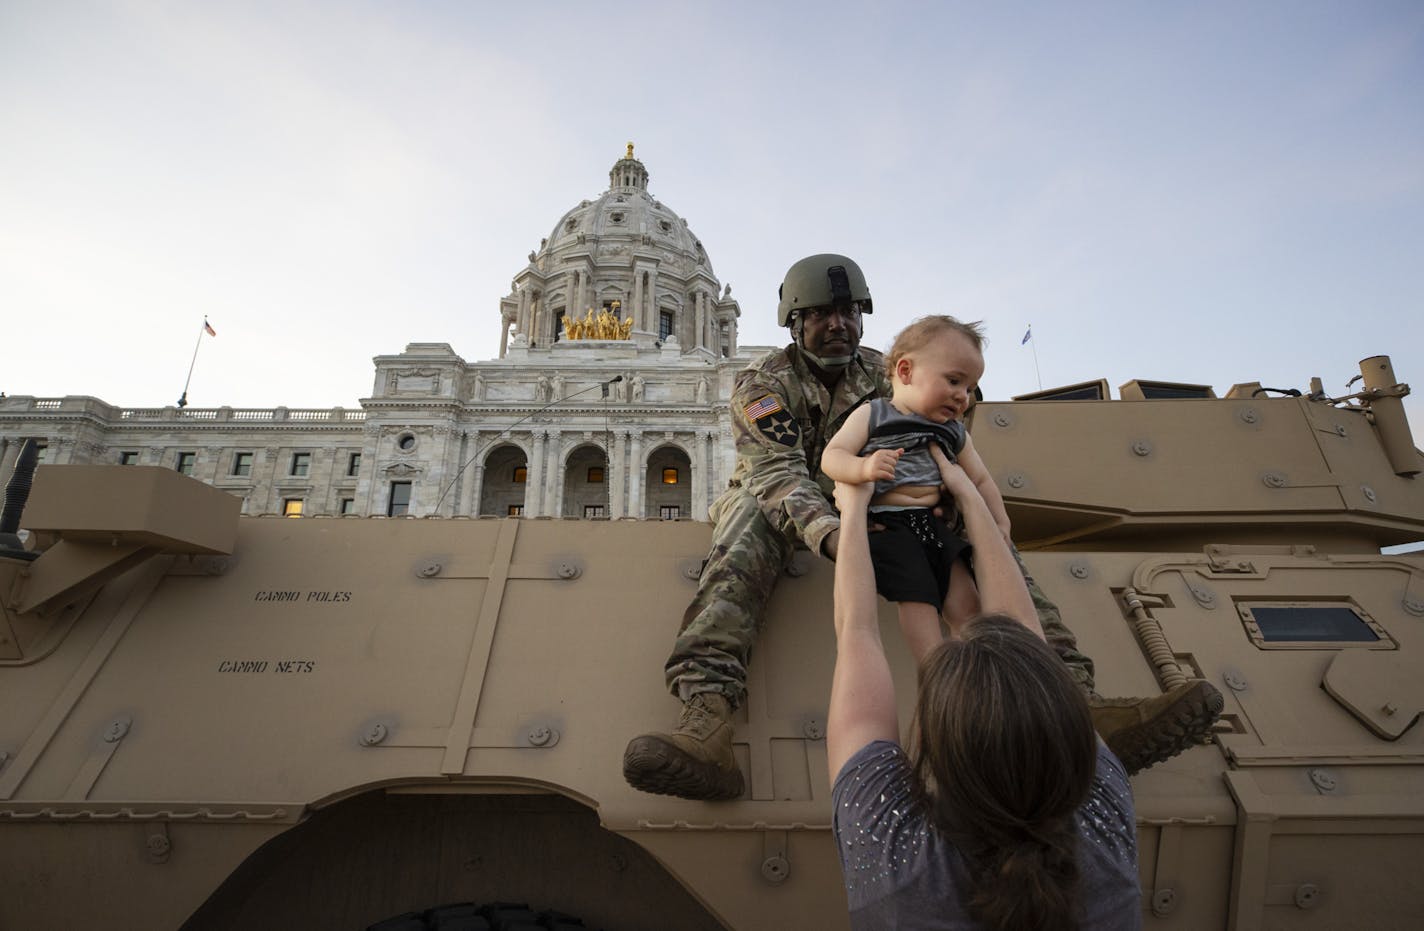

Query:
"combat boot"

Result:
[[622, 692, 744, 800], [1089, 679, 1224, 775]]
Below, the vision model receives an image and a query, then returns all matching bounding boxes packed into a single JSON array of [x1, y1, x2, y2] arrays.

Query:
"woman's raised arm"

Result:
[[826, 480, 901, 778]]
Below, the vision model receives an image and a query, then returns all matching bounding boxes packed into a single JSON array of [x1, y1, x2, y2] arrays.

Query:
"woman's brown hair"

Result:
[[911, 614, 1097, 931]]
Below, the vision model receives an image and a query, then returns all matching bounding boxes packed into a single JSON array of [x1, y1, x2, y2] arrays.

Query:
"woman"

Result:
[[828, 448, 1141, 929]]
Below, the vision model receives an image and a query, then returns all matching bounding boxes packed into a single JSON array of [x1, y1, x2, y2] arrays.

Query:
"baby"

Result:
[[823, 315, 1012, 663]]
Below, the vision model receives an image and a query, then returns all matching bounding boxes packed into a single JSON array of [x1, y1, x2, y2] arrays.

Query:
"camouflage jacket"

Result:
[[725, 344, 893, 556]]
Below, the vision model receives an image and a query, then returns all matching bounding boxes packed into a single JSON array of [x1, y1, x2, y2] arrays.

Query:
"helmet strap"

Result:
[[791, 315, 856, 370]]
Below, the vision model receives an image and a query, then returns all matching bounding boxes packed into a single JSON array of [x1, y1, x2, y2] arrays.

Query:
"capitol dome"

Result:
[[499, 145, 739, 358]]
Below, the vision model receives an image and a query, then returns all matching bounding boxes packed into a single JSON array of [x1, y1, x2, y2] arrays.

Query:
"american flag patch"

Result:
[[744, 395, 783, 420]]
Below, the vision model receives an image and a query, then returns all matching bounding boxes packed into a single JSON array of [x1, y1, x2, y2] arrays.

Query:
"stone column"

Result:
[[552, 436, 567, 518], [691, 432, 707, 521], [609, 430, 626, 519], [562, 272, 577, 340], [518, 288, 531, 336], [632, 272, 645, 332], [452, 430, 470, 515], [469, 463, 484, 517], [628, 430, 644, 519], [647, 270, 659, 334], [527, 430, 546, 516]]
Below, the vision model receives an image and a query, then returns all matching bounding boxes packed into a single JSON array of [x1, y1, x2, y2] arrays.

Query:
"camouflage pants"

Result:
[[664, 488, 792, 709], [664, 488, 1098, 707], [1011, 547, 1096, 693]]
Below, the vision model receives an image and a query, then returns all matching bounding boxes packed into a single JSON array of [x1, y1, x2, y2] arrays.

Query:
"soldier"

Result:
[[622, 254, 1222, 801]]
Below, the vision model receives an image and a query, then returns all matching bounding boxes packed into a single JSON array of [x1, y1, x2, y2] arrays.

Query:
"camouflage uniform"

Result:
[[665, 344, 1096, 708]]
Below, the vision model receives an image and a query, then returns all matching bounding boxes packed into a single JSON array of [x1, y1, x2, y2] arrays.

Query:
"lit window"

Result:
[[388, 481, 412, 517], [339, 498, 355, 515], [119, 451, 139, 466], [662, 467, 679, 485], [290, 452, 311, 476], [659, 311, 674, 340], [513, 466, 528, 483], [283, 498, 304, 518], [347, 452, 361, 476], [232, 452, 253, 476], [587, 466, 605, 483], [583, 504, 606, 519], [508, 504, 524, 516], [176, 452, 196, 475], [660, 505, 680, 520]]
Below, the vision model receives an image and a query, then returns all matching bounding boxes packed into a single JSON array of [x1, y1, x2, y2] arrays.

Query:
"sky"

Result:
[[2, 1, 1422, 428]]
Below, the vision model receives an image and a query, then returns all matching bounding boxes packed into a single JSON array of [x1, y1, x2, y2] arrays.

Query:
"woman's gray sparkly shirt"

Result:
[[832, 741, 1142, 929]]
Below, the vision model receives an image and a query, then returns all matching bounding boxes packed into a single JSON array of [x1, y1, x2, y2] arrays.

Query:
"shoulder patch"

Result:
[[744, 395, 783, 420], [756, 409, 799, 447]]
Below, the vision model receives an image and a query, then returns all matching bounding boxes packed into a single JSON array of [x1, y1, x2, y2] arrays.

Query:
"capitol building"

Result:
[[0, 147, 765, 522]]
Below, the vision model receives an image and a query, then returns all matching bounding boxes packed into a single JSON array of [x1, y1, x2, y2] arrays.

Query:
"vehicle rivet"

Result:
[[417, 561, 442, 578], [1334, 424, 1348, 437], [104, 717, 132, 743], [556, 561, 581, 580], [1382, 702, 1399, 716], [1239, 408, 1259, 424], [1308, 768, 1336, 793], [1191, 586, 1216, 608], [1151, 888, 1177, 915], [803, 718, 825, 740], [1223, 672, 1247, 691], [1007, 473, 1026, 489], [1263, 472, 1287, 488], [760, 855, 790, 885], [360, 723, 388, 747], [1069, 563, 1090, 580], [1404, 599, 1424, 616], [528, 726, 553, 747], [1294, 883, 1320, 909], [145, 834, 171, 860], [993, 412, 1012, 428], [1360, 485, 1376, 503], [682, 559, 705, 581], [1132, 441, 1152, 457]]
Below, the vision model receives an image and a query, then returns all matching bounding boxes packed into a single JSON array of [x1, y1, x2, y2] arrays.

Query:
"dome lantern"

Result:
[[609, 141, 649, 191]]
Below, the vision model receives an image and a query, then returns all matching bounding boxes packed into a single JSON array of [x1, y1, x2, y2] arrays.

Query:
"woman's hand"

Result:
[[929, 445, 978, 501], [834, 479, 874, 517]]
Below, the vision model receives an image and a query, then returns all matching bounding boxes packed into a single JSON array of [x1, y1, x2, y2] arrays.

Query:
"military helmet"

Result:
[[776, 254, 873, 327]]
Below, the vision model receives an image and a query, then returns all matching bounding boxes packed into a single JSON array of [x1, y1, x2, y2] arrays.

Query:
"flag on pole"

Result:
[[204, 318, 217, 337], [1021, 325, 1032, 345]]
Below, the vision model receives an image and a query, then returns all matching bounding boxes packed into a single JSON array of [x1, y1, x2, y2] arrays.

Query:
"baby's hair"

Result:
[[887, 315, 987, 369]]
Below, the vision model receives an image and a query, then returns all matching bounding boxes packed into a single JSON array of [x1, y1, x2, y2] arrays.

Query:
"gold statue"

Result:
[[560, 303, 635, 341], [626, 141, 634, 160]]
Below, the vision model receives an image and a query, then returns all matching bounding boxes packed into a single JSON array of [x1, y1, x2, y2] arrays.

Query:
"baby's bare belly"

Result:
[[870, 483, 941, 508]]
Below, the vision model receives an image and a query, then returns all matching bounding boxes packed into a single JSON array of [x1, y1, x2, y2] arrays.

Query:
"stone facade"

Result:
[[0, 148, 769, 522]]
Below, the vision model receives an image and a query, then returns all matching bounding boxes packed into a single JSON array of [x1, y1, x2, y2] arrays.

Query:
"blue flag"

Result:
[[1021, 325, 1032, 345]]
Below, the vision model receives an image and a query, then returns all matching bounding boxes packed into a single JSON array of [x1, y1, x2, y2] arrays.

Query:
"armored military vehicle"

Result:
[[1, 354, 1420, 930]]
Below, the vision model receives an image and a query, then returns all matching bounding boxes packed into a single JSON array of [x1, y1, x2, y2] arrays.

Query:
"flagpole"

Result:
[[1031, 335, 1042, 390], [177, 318, 209, 408], [1023, 324, 1042, 390]]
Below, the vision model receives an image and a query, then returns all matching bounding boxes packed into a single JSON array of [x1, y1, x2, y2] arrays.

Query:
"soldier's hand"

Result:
[[822, 528, 840, 561], [860, 448, 902, 484]]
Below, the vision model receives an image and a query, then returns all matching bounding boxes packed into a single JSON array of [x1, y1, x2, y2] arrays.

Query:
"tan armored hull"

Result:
[[2, 370, 1422, 930]]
